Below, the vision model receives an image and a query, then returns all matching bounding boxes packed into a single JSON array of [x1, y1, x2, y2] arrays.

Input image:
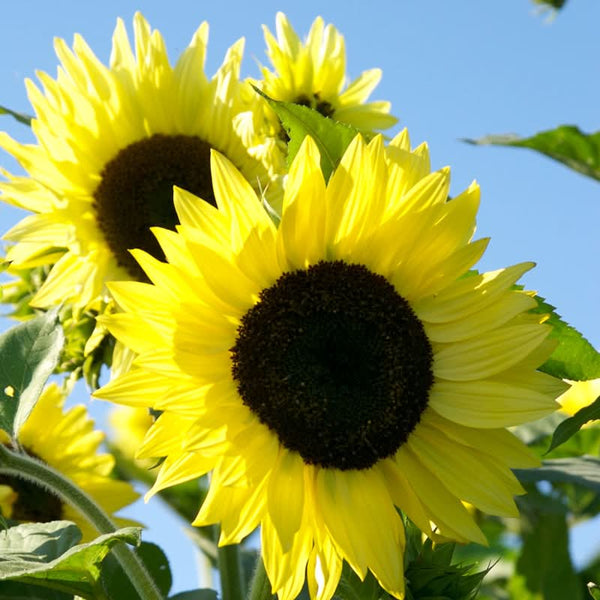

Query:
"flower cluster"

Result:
[[0, 11, 394, 313], [0, 10, 574, 600]]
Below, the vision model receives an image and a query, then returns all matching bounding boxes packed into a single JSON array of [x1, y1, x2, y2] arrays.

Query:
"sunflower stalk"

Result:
[[0, 444, 163, 600], [247, 556, 272, 600], [217, 539, 246, 600]]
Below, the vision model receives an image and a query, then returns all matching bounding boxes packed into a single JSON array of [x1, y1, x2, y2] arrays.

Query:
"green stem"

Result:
[[247, 556, 272, 600], [0, 445, 163, 600], [217, 539, 245, 600]]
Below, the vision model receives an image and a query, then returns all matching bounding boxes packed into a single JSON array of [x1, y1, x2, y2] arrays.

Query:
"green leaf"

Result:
[[0, 580, 72, 599], [0, 307, 64, 438], [531, 294, 600, 380], [101, 541, 172, 599], [533, 0, 567, 10], [0, 521, 140, 599], [465, 126, 600, 181], [168, 591, 218, 600], [546, 395, 600, 453], [335, 564, 382, 600], [513, 411, 565, 446], [253, 86, 359, 181], [516, 493, 582, 600], [589, 582, 600, 599], [0, 520, 82, 561], [515, 456, 600, 492], [0, 105, 32, 127]]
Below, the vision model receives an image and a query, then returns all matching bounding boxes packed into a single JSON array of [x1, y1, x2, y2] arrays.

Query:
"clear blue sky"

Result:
[[1, 1, 599, 594]]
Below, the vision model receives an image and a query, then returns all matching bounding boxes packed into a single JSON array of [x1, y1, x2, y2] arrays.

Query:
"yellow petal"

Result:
[[434, 323, 550, 381], [267, 450, 305, 552]]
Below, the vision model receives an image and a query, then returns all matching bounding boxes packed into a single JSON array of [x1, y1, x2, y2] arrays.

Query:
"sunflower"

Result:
[[0, 384, 138, 540], [0, 12, 282, 310], [108, 405, 155, 468], [557, 378, 600, 420], [256, 12, 397, 136], [95, 132, 565, 600]]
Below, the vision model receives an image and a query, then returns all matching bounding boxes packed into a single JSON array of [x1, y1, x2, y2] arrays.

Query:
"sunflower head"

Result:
[[256, 12, 398, 137], [96, 131, 565, 600], [108, 405, 155, 469], [0, 12, 283, 311], [0, 384, 138, 539], [557, 378, 600, 420]]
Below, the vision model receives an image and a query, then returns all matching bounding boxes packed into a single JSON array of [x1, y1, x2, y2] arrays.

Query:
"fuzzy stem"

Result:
[[0, 445, 163, 600], [247, 555, 272, 600], [218, 542, 246, 600]]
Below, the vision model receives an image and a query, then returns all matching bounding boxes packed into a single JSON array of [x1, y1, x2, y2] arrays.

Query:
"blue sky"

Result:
[[1, 1, 599, 595]]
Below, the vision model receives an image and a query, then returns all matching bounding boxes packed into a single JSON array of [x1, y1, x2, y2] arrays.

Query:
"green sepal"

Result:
[[1, 264, 115, 390], [0, 307, 64, 438], [405, 539, 488, 600], [55, 305, 115, 391], [0, 105, 32, 126], [465, 125, 600, 181], [531, 294, 600, 380], [253, 86, 359, 181], [546, 395, 600, 454], [335, 564, 388, 600], [0, 520, 140, 599], [0, 265, 49, 320]]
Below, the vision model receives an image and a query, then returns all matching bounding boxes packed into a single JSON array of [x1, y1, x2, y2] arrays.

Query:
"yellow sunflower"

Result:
[[0, 12, 282, 310], [557, 378, 600, 420], [108, 405, 155, 468], [95, 132, 565, 600], [256, 12, 397, 135], [0, 384, 138, 540]]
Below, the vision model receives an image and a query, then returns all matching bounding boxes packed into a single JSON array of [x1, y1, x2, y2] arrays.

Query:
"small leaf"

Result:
[[253, 86, 359, 181], [0, 521, 140, 599], [0, 580, 71, 599], [0, 520, 82, 561], [515, 456, 600, 492], [465, 126, 600, 181], [588, 582, 600, 600], [533, 0, 567, 10], [168, 591, 219, 600], [513, 412, 565, 446], [0, 308, 64, 438], [531, 294, 600, 380], [516, 494, 582, 600], [101, 541, 172, 599], [0, 105, 32, 127], [547, 395, 600, 453]]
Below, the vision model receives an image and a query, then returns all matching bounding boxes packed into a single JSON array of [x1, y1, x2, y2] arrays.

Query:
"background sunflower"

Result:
[[0, 383, 138, 541], [255, 12, 397, 138], [0, 12, 282, 310]]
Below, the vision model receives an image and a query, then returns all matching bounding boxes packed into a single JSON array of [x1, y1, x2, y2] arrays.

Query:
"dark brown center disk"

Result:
[[93, 134, 215, 279], [0, 453, 63, 522], [231, 260, 434, 471]]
